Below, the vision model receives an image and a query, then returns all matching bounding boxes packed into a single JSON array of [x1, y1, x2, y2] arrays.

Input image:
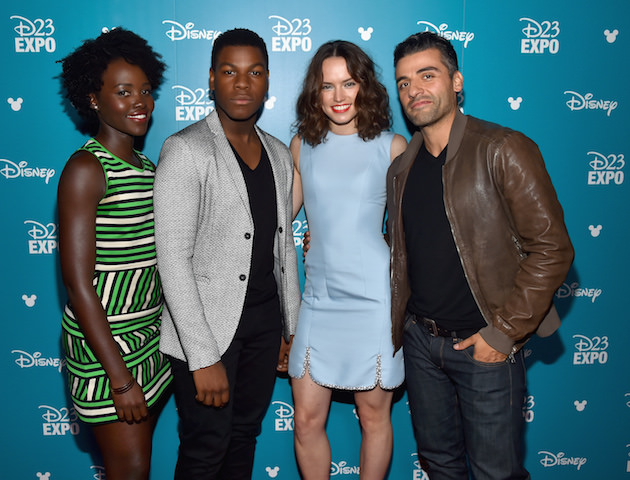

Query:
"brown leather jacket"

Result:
[[386, 110, 574, 355]]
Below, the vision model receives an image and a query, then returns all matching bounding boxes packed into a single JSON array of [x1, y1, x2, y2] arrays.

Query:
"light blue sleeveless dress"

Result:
[[288, 132, 404, 390]]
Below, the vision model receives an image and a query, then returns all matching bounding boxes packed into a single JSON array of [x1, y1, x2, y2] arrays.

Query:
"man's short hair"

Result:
[[211, 28, 269, 71], [394, 32, 459, 76]]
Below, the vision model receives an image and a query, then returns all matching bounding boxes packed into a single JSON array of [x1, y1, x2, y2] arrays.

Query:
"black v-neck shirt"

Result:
[[231, 142, 278, 307], [402, 143, 485, 331]]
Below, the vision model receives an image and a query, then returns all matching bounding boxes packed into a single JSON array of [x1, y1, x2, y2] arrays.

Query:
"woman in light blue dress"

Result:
[[288, 41, 407, 479]]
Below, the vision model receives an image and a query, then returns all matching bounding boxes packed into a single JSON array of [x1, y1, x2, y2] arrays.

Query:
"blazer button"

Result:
[[278, 227, 283, 233], [244, 233, 251, 239], [239, 274, 246, 281]]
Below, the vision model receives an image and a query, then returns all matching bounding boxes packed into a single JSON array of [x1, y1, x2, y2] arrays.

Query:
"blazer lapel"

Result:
[[205, 111, 252, 221]]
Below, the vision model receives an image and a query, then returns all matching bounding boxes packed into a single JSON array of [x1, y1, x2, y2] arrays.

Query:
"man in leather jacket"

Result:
[[387, 32, 573, 480]]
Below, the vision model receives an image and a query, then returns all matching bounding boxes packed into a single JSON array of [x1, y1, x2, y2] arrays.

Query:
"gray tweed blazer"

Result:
[[153, 110, 301, 371]]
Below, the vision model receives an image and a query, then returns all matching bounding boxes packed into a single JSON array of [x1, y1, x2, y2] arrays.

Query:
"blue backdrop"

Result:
[[1, 0, 628, 479]]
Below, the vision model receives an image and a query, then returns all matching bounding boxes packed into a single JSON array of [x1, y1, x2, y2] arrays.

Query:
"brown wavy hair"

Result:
[[295, 40, 391, 146]]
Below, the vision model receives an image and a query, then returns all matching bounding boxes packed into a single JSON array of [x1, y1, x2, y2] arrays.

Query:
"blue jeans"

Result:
[[403, 314, 530, 480]]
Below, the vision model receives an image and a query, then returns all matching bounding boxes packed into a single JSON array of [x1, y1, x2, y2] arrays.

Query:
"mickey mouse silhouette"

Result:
[[22, 294, 37, 307], [36, 473, 51, 480], [8, 97, 23, 112], [573, 400, 587, 412], [358, 27, 374, 41], [265, 466, 280, 478], [603, 29, 619, 43], [588, 224, 602, 237], [507, 96, 523, 110], [265, 95, 277, 110]]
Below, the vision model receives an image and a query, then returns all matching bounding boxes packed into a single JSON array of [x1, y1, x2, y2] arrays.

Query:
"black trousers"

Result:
[[169, 296, 282, 480]]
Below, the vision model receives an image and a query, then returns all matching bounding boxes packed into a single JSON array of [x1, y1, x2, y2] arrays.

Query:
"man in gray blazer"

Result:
[[153, 29, 300, 479]]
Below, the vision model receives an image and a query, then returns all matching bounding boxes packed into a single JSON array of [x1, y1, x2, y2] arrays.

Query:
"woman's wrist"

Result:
[[110, 377, 135, 395]]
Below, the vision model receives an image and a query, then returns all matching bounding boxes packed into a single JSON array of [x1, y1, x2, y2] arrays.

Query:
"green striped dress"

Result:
[[61, 139, 172, 424]]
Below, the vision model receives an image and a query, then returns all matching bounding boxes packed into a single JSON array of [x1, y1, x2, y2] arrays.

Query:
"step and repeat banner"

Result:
[[1, 0, 628, 478]]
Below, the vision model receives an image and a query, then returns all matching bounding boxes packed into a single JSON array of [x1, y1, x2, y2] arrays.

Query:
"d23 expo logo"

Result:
[[11, 15, 56, 53], [572, 335, 609, 365], [293, 219, 309, 248], [410, 453, 430, 480], [173, 85, 213, 122], [269, 15, 312, 52], [272, 401, 294, 431], [25, 220, 57, 254], [587, 151, 624, 185], [520, 18, 560, 54], [39, 405, 79, 436], [522, 395, 535, 423]]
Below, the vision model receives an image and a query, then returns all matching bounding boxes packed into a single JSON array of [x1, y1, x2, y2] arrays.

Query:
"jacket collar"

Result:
[[392, 108, 468, 178], [446, 108, 468, 164], [391, 129, 422, 178], [203, 109, 264, 139], [203, 110, 261, 221], [201, 110, 284, 223]]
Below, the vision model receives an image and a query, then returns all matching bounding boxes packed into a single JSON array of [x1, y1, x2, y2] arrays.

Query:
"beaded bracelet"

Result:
[[110, 377, 135, 395]]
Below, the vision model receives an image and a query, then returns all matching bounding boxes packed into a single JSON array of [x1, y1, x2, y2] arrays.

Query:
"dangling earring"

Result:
[[91, 104, 99, 111]]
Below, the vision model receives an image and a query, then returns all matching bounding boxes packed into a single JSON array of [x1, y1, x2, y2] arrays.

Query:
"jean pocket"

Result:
[[462, 346, 507, 367], [403, 313, 417, 333]]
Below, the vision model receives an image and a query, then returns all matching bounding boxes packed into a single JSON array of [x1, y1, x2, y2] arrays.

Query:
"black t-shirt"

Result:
[[231, 142, 278, 308], [401, 143, 485, 331]]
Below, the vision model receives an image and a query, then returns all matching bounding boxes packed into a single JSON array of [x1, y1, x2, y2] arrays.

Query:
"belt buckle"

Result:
[[424, 317, 439, 337]]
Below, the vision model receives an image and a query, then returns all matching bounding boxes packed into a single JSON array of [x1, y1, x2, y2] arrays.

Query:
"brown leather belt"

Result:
[[409, 313, 478, 339]]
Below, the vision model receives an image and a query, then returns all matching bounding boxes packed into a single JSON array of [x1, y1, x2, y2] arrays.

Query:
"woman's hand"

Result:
[[111, 378, 149, 423]]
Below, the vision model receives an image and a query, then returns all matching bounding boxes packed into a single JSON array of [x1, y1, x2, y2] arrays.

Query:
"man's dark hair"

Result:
[[394, 31, 459, 76], [211, 28, 269, 71]]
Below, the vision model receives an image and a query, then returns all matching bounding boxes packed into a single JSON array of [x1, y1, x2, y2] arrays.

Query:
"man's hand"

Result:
[[453, 333, 508, 363], [192, 362, 230, 407], [277, 336, 293, 372]]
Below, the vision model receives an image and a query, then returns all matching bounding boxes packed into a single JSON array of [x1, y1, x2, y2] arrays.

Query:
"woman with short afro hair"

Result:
[[60, 27, 166, 134], [58, 28, 171, 480]]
